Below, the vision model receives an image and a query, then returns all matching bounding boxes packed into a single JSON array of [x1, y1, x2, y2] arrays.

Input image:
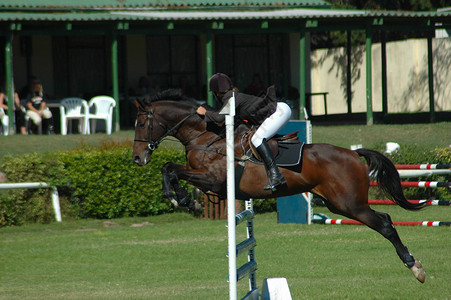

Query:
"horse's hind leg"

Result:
[[354, 208, 426, 283], [310, 145, 424, 282], [322, 194, 425, 283]]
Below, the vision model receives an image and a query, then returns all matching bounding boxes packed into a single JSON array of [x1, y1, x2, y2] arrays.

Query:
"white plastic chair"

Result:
[[87, 96, 116, 135], [59, 97, 89, 135], [0, 108, 9, 136]]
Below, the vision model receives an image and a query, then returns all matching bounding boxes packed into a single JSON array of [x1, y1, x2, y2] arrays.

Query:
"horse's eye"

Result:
[[138, 122, 146, 129]]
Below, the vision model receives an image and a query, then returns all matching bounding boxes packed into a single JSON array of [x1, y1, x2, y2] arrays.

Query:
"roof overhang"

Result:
[[1, 8, 451, 21], [1, 7, 450, 34]]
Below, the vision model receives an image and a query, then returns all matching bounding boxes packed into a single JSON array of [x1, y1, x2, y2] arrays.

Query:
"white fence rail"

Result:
[[0, 182, 61, 222]]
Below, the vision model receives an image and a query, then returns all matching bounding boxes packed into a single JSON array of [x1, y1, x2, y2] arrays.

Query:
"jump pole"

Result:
[[369, 181, 451, 188], [397, 169, 451, 178], [368, 199, 451, 206], [220, 92, 238, 300], [313, 218, 451, 226], [395, 164, 451, 169]]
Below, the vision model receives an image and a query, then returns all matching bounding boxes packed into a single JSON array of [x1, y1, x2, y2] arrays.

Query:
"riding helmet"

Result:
[[209, 73, 233, 93]]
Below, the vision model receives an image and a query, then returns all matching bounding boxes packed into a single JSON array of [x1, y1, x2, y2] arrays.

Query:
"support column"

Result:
[[111, 32, 120, 132], [299, 27, 306, 120], [5, 31, 15, 135], [427, 34, 435, 123], [365, 25, 373, 125], [381, 31, 388, 122], [205, 32, 214, 107], [346, 30, 352, 115]]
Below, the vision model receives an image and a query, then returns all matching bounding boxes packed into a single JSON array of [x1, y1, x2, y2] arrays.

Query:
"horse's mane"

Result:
[[142, 89, 199, 107]]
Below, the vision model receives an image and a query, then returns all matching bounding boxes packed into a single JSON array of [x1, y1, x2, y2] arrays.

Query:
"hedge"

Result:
[[378, 145, 451, 201], [0, 143, 450, 226], [0, 143, 185, 226]]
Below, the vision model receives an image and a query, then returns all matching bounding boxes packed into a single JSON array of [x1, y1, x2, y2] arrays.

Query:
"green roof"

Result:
[[0, 1, 450, 24]]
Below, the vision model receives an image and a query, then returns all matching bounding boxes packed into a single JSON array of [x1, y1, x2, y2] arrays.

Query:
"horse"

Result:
[[132, 90, 426, 283]]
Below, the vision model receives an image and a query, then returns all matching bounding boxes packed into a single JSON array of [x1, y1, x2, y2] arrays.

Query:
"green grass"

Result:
[[311, 122, 450, 149], [0, 123, 450, 299], [0, 210, 450, 300], [0, 131, 135, 158], [1, 122, 449, 159]]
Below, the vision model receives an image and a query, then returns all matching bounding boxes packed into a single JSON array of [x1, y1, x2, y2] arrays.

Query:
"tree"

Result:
[[326, 0, 450, 11]]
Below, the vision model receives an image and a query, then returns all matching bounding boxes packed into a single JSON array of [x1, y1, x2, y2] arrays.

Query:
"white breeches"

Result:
[[26, 109, 52, 126], [251, 102, 292, 147]]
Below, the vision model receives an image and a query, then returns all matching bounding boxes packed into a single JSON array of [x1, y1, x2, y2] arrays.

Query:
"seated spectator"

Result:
[[0, 82, 27, 135], [25, 77, 54, 134]]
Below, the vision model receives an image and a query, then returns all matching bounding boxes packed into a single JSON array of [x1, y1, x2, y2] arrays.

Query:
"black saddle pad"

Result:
[[248, 141, 305, 167]]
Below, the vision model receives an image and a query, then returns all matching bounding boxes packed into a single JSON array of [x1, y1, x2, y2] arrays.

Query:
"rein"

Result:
[[186, 129, 252, 162], [134, 105, 250, 165], [134, 108, 197, 151]]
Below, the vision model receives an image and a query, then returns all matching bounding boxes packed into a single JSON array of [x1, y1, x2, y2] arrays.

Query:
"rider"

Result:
[[196, 73, 292, 191]]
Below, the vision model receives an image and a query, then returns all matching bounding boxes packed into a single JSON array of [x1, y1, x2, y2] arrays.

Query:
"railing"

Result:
[[0, 182, 61, 222]]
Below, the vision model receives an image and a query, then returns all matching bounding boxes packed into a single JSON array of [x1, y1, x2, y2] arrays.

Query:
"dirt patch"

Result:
[[103, 221, 119, 228], [130, 221, 153, 228]]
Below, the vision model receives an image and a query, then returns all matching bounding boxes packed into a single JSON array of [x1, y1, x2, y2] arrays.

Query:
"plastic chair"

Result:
[[87, 96, 116, 135], [59, 97, 89, 135], [0, 108, 9, 136]]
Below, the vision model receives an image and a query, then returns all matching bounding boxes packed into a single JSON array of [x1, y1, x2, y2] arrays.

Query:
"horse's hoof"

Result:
[[410, 259, 425, 283], [169, 197, 179, 208], [189, 200, 203, 216]]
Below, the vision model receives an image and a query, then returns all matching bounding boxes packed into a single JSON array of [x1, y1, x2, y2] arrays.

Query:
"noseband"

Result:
[[134, 107, 197, 151]]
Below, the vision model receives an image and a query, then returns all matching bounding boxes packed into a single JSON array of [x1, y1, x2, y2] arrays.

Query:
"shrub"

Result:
[[1, 143, 449, 226], [373, 146, 451, 201], [0, 153, 63, 226], [0, 144, 186, 226], [59, 144, 189, 219]]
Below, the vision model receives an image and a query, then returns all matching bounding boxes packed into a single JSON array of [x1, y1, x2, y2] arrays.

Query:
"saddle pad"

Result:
[[248, 141, 305, 167]]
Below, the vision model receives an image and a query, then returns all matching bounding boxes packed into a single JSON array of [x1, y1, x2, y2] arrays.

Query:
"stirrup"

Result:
[[264, 176, 287, 191]]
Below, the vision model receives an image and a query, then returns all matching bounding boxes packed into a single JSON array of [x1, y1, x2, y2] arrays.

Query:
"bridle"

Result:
[[134, 107, 197, 152]]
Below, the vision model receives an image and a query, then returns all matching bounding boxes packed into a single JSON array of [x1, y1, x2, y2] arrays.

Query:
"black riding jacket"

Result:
[[204, 85, 277, 126]]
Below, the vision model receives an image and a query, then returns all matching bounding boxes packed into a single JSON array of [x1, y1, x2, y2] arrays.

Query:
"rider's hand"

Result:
[[196, 106, 207, 115]]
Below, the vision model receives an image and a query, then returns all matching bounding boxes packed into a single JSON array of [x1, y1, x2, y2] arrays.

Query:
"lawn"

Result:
[[0, 209, 450, 300], [0, 122, 450, 299], [0, 122, 449, 158]]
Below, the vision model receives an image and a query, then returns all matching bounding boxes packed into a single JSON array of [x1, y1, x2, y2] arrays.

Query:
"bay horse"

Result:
[[132, 90, 426, 283]]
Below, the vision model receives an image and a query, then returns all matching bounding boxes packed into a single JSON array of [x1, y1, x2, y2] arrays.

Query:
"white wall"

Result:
[[310, 37, 451, 115]]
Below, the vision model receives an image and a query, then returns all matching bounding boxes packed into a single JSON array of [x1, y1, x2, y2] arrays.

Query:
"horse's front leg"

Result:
[[161, 162, 224, 209], [161, 162, 189, 207]]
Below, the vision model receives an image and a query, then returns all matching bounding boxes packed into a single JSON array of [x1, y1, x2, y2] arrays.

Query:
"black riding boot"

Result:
[[256, 138, 286, 191]]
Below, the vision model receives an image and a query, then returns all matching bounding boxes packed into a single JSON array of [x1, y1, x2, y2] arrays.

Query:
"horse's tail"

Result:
[[355, 148, 426, 211]]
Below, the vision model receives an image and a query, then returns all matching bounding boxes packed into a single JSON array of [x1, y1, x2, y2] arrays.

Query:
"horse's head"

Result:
[[132, 99, 168, 166], [132, 94, 201, 166]]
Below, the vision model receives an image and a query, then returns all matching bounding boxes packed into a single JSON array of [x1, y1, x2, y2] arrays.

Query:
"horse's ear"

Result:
[[135, 97, 146, 111]]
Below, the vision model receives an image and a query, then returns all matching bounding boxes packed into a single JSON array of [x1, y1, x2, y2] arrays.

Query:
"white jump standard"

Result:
[[220, 92, 292, 300]]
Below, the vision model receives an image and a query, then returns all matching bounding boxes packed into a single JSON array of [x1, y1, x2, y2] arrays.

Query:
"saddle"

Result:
[[233, 129, 304, 200], [243, 129, 304, 167]]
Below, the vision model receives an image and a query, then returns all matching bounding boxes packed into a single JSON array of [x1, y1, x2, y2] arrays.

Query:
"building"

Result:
[[1, 1, 450, 133]]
